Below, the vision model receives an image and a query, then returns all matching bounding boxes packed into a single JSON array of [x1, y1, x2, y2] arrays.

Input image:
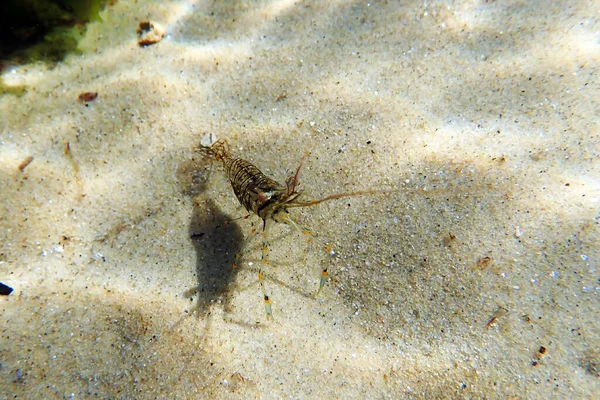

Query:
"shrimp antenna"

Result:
[[286, 188, 441, 208], [285, 152, 308, 195]]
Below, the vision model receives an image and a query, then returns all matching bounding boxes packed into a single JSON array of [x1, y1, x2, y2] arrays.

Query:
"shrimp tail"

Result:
[[196, 138, 230, 161]]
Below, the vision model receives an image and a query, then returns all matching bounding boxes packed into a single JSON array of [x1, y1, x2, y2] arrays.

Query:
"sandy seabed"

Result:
[[1, 0, 599, 398]]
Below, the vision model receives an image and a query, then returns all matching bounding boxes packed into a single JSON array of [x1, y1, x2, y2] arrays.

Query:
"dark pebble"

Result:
[[0, 282, 14, 295]]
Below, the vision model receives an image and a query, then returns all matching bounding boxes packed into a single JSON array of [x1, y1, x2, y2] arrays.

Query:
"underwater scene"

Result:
[[1, 0, 598, 398]]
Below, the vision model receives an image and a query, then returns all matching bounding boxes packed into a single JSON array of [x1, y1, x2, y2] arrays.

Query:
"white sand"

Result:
[[1, 0, 598, 398]]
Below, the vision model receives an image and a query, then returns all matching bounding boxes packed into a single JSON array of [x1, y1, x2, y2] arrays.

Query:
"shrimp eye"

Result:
[[257, 192, 270, 204]]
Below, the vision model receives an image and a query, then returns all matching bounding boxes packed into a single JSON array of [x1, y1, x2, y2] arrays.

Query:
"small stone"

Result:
[[137, 21, 165, 47]]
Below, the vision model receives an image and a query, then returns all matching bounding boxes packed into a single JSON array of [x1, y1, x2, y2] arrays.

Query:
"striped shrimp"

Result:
[[198, 139, 417, 319]]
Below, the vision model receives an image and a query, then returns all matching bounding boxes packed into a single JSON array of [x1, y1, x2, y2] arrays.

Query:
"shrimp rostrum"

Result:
[[197, 139, 404, 319]]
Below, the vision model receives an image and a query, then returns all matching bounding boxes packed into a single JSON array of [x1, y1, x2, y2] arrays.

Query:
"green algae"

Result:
[[1, 0, 108, 65]]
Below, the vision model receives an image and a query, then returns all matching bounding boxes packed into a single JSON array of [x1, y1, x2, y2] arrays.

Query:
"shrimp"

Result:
[[197, 139, 427, 319]]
